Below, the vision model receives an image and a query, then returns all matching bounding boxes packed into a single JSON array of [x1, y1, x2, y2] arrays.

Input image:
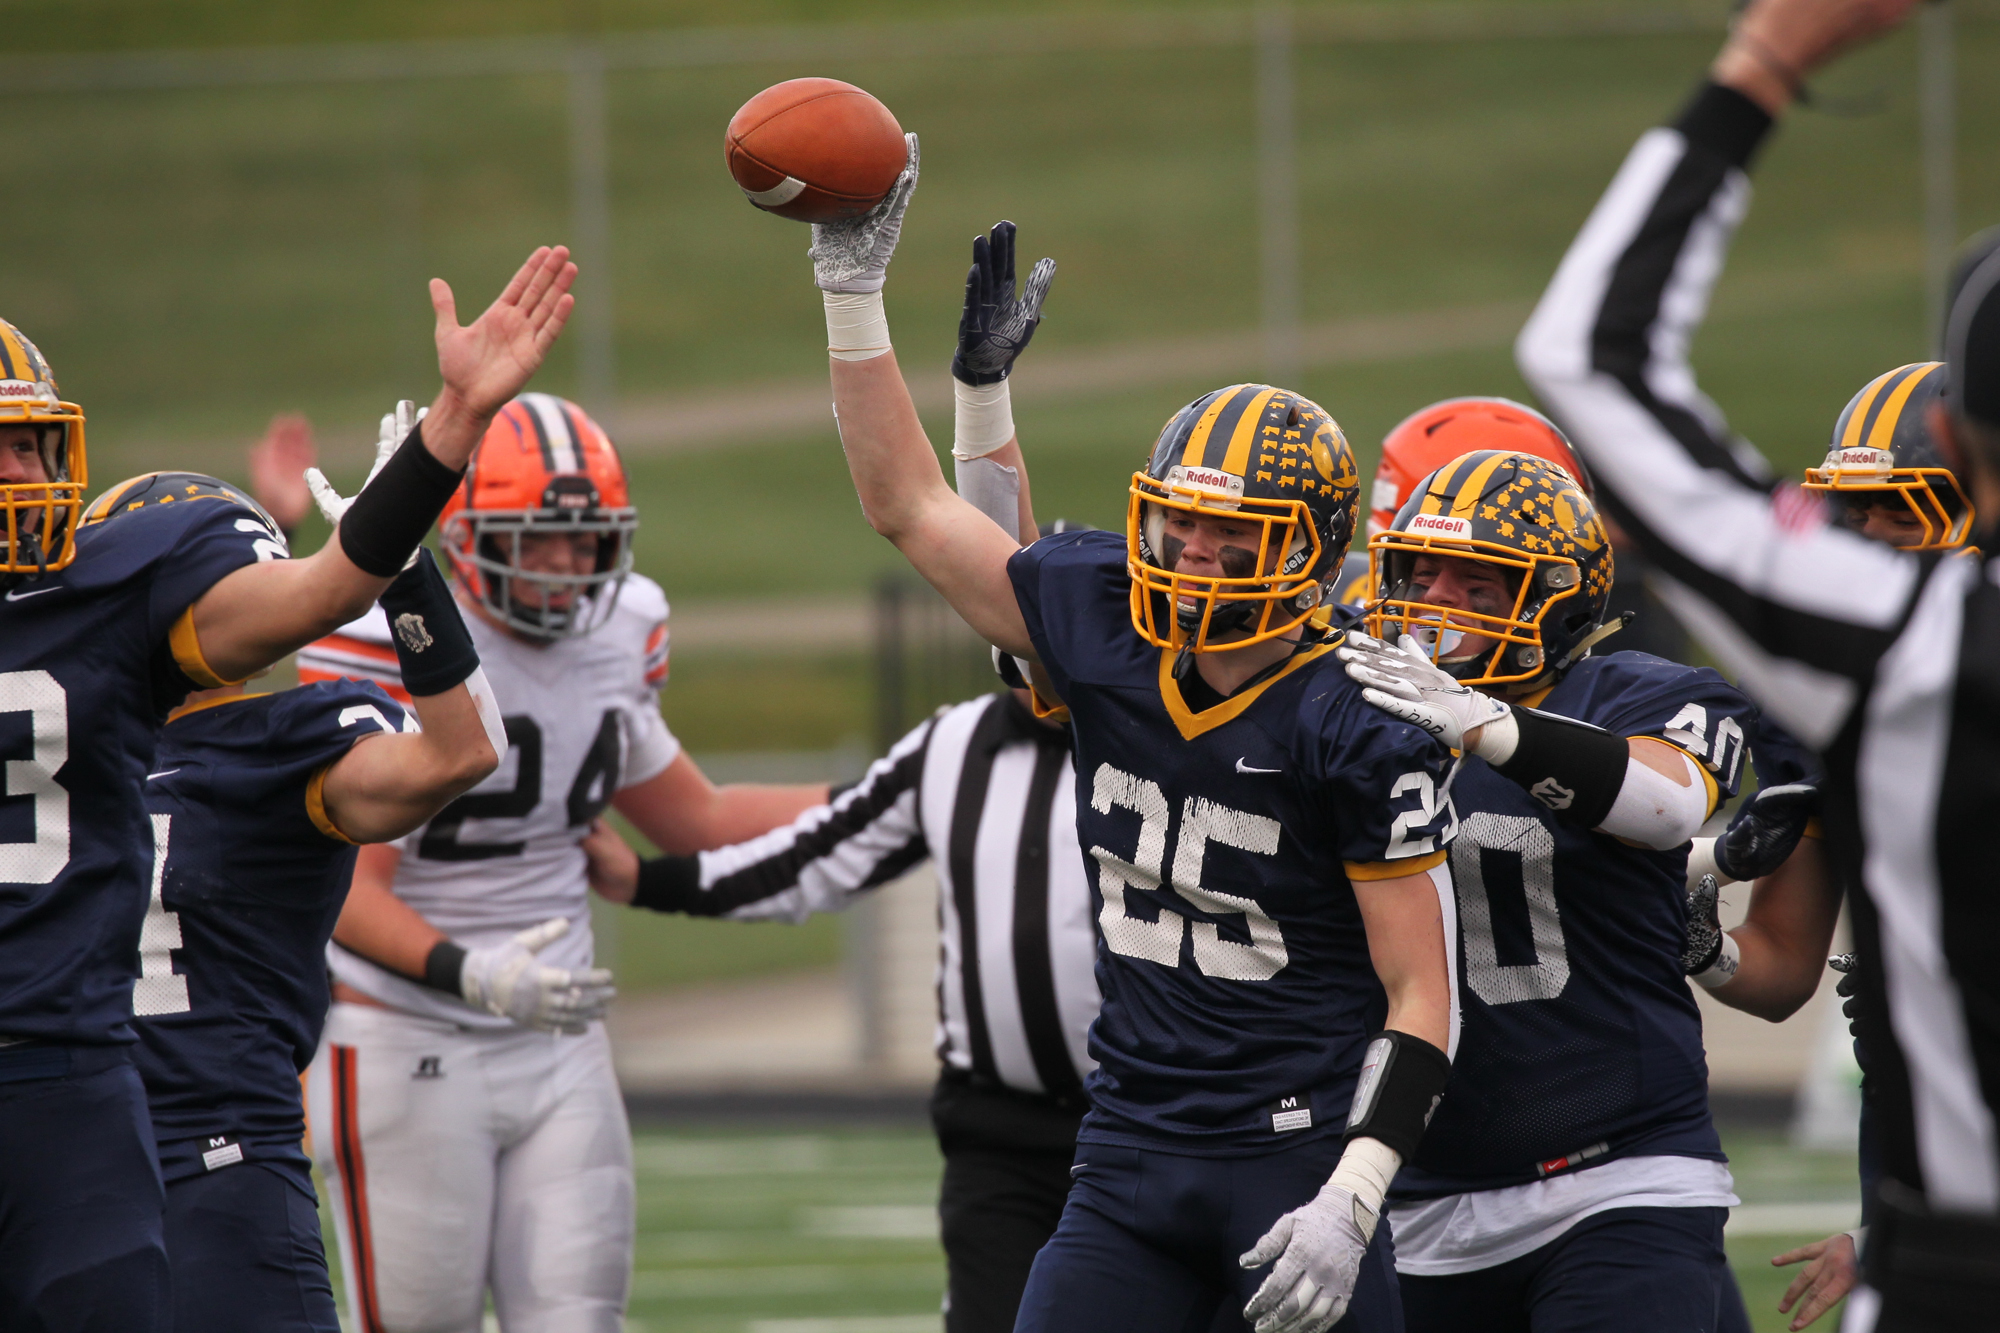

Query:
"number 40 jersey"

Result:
[[298, 574, 678, 1027]]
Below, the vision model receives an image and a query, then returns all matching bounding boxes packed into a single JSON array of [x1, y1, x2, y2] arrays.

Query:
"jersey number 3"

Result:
[[0, 670, 70, 885], [1089, 764, 1287, 981]]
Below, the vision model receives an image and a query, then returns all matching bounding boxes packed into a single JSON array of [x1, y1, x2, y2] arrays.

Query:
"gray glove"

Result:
[[1239, 1179, 1377, 1333], [809, 133, 920, 293], [1336, 632, 1511, 754], [459, 918, 616, 1034]]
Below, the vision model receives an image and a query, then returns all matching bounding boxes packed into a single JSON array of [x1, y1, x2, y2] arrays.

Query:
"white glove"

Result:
[[458, 918, 616, 1034], [809, 134, 919, 293], [1336, 632, 1512, 757], [304, 399, 427, 528], [1239, 1178, 1378, 1333]]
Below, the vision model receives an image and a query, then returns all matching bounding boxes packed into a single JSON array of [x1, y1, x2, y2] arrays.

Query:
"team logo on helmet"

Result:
[[1126, 384, 1360, 654], [0, 318, 87, 580], [1803, 362, 1972, 550], [440, 393, 637, 641], [1367, 449, 1614, 690]]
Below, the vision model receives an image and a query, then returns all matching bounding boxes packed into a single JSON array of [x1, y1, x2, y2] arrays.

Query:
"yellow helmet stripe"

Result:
[[1448, 451, 1514, 517], [1220, 387, 1280, 477], [1865, 362, 1945, 454], [0, 325, 21, 382], [1179, 384, 1251, 471], [1838, 366, 1908, 452], [1416, 453, 1473, 515], [81, 473, 156, 524]]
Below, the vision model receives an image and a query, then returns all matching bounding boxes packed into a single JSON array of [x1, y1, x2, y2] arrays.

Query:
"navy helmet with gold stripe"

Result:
[[1803, 362, 1972, 550], [0, 318, 87, 578], [83, 471, 287, 550], [1127, 383, 1360, 653], [1367, 449, 1612, 692]]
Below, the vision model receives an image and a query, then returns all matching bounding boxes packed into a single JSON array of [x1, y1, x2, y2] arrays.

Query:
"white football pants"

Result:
[[306, 1003, 635, 1333]]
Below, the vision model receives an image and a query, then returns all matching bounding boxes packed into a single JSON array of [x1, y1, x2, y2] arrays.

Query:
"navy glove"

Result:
[[1714, 782, 1819, 882], [951, 220, 1055, 385]]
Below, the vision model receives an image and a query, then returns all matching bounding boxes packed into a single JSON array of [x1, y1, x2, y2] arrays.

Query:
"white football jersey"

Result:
[[302, 575, 678, 1027]]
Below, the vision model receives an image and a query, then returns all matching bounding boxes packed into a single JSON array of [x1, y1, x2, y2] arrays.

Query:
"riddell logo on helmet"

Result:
[[1166, 465, 1244, 508], [0, 381, 46, 398], [1831, 447, 1893, 474], [1406, 514, 1473, 541]]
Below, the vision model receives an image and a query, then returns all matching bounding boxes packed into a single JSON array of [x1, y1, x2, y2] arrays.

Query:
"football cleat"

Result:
[[1126, 384, 1360, 654], [1803, 361, 1972, 550], [440, 393, 637, 641], [0, 319, 87, 578], [1366, 449, 1613, 691]]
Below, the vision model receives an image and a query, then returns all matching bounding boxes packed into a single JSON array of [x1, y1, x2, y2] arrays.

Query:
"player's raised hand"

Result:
[[810, 133, 919, 293], [953, 221, 1056, 386], [1771, 1230, 1860, 1330], [431, 245, 577, 422], [582, 819, 640, 905], [1239, 1179, 1377, 1333], [1715, 782, 1818, 883], [458, 917, 616, 1034], [1336, 632, 1510, 752], [246, 413, 318, 533], [304, 399, 425, 530]]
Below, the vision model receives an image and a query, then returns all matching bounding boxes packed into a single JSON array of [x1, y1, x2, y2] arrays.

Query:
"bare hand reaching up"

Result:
[[1714, 0, 1923, 113], [421, 245, 579, 469], [246, 413, 317, 534]]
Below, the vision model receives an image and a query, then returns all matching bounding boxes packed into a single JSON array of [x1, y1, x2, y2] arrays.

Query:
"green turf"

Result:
[[315, 1125, 1862, 1332]]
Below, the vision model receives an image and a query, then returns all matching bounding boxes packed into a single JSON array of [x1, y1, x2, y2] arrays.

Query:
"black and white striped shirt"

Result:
[[1517, 82, 2000, 1221], [658, 692, 1097, 1098]]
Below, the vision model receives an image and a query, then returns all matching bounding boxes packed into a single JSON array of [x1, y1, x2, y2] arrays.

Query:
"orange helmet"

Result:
[[440, 393, 637, 640], [1369, 397, 1588, 539]]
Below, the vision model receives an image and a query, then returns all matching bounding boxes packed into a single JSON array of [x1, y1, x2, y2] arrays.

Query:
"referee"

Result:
[[1513, 0, 2000, 1326], [581, 682, 1094, 1333]]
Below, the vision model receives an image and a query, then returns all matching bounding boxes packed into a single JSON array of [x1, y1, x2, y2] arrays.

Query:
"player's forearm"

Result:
[[1707, 839, 1839, 1021], [1356, 867, 1454, 1054], [332, 859, 445, 980], [322, 691, 499, 844], [830, 351, 955, 542], [190, 545, 393, 684]]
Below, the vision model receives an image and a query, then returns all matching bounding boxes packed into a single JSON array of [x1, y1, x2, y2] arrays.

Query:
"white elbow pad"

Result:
[[1596, 751, 1710, 850], [463, 665, 510, 763]]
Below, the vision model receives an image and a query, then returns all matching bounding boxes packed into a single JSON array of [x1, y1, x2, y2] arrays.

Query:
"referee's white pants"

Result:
[[305, 1002, 635, 1333]]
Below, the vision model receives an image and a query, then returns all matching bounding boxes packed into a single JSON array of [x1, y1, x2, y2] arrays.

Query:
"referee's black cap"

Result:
[[1946, 227, 2000, 429]]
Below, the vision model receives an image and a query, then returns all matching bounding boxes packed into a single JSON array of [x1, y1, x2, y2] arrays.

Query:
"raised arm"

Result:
[[810, 140, 1036, 659], [190, 246, 577, 682], [1514, 0, 1922, 750]]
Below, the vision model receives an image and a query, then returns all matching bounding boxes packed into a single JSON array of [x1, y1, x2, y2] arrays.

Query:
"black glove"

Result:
[[1682, 874, 1725, 975], [1714, 782, 1819, 882], [951, 220, 1055, 385], [1830, 952, 1873, 1075]]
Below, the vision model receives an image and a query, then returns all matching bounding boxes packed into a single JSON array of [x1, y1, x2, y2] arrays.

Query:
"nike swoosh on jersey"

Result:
[[3, 585, 61, 601], [146, 769, 182, 781], [1235, 758, 1282, 773]]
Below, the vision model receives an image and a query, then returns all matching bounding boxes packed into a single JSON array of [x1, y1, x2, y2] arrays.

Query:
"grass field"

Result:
[[315, 1125, 1864, 1332]]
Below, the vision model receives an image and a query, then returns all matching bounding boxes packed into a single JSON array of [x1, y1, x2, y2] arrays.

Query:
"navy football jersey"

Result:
[[1010, 530, 1460, 1155], [134, 680, 407, 1180], [1393, 652, 1755, 1198], [1749, 711, 1823, 792], [0, 497, 283, 1045]]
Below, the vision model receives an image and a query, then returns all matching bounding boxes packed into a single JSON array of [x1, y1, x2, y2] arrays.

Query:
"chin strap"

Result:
[[1553, 611, 1633, 673]]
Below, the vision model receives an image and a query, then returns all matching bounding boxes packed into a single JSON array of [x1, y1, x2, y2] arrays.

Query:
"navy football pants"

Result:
[[0, 1047, 169, 1332], [165, 1157, 340, 1333], [1015, 1136, 1402, 1333], [1398, 1205, 1731, 1333]]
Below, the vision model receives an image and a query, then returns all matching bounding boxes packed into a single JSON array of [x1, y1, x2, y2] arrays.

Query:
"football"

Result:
[[725, 78, 906, 224]]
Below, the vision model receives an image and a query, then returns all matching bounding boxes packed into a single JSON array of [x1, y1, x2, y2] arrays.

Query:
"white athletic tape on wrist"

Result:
[[1328, 1136, 1401, 1222], [824, 290, 891, 361], [954, 456, 1022, 541], [1693, 930, 1741, 991], [1685, 836, 1732, 890], [463, 665, 510, 765], [1471, 707, 1520, 765], [952, 378, 1015, 459]]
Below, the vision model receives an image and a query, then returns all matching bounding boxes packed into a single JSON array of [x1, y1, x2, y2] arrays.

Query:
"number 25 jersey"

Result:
[[1010, 530, 1460, 1155], [300, 573, 679, 1027]]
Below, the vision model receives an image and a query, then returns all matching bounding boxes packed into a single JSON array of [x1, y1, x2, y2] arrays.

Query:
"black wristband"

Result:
[[1494, 706, 1628, 830], [421, 939, 467, 995], [378, 549, 481, 697], [1673, 79, 1776, 170], [338, 423, 466, 578], [632, 856, 703, 914], [1344, 1030, 1452, 1161]]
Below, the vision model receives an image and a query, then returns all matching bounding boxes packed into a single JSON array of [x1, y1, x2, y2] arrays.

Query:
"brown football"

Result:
[[725, 78, 906, 224]]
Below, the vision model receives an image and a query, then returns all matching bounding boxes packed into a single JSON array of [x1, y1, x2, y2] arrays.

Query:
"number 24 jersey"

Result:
[[1010, 530, 1460, 1155], [300, 574, 679, 1027]]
